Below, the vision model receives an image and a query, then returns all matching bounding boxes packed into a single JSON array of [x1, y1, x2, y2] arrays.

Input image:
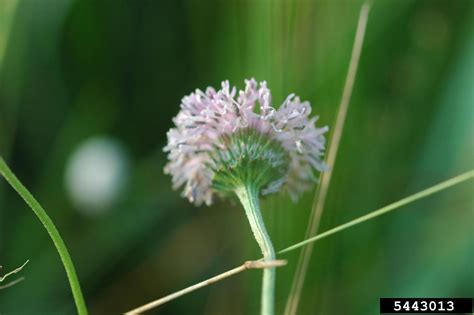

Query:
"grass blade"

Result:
[[279, 169, 474, 254], [0, 157, 88, 315]]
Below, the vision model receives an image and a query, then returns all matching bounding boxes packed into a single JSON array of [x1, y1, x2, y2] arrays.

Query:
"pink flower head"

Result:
[[164, 79, 328, 206]]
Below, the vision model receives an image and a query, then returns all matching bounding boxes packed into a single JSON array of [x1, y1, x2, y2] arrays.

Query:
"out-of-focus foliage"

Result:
[[0, 0, 473, 314]]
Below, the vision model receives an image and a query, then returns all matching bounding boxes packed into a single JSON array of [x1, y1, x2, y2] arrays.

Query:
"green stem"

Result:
[[235, 184, 275, 315], [0, 157, 88, 315]]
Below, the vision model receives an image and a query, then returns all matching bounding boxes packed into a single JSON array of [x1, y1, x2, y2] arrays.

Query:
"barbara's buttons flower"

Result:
[[164, 78, 329, 315], [164, 79, 328, 206]]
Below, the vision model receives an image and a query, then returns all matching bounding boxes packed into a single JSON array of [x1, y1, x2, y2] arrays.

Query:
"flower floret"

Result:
[[164, 79, 328, 205]]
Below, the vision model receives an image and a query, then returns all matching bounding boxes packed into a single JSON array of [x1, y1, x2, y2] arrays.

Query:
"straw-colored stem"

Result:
[[284, 3, 371, 315], [0, 260, 29, 282], [235, 184, 276, 315], [0, 157, 88, 315], [124, 260, 287, 314]]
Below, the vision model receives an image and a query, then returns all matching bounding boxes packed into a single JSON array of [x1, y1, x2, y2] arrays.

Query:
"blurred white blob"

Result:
[[65, 136, 129, 215]]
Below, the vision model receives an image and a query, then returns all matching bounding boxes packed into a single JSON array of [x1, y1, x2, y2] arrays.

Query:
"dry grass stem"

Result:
[[0, 276, 25, 290], [124, 259, 287, 314], [284, 3, 371, 314], [0, 260, 29, 283]]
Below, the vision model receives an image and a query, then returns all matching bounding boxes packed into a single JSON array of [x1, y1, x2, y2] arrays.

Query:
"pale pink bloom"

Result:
[[164, 79, 328, 206]]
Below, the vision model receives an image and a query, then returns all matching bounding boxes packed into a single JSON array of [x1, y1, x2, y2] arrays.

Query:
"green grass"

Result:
[[0, 157, 88, 315]]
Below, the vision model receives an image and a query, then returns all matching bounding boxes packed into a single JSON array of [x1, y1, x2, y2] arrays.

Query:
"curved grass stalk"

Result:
[[125, 169, 474, 314], [0, 157, 88, 315]]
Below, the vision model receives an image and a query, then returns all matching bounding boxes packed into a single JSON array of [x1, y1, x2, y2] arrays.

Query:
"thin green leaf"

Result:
[[0, 157, 88, 315]]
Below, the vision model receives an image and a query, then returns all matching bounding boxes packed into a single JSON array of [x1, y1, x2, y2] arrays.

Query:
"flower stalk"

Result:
[[235, 183, 276, 315], [163, 79, 329, 315]]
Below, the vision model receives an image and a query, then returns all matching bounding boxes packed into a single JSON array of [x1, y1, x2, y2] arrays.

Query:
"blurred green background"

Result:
[[1, 0, 473, 314]]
